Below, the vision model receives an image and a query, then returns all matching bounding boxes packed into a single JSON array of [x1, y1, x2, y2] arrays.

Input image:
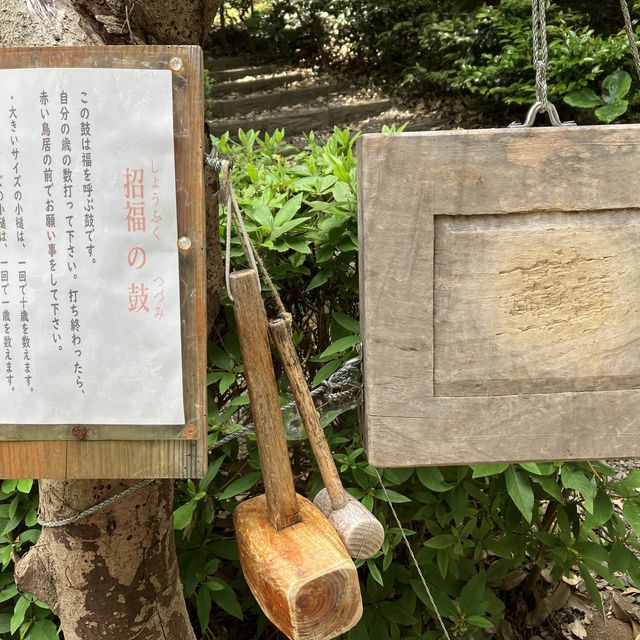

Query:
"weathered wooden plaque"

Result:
[[0, 46, 207, 478], [359, 125, 640, 467]]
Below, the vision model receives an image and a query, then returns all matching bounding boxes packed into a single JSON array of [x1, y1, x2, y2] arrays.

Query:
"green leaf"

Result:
[[578, 563, 604, 617], [437, 548, 449, 578], [271, 216, 310, 240], [0, 613, 11, 634], [561, 465, 595, 513], [584, 491, 613, 529], [274, 194, 303, 226], [17, 479, 33, 493], [595, 99, 628, 123], [460, 573, 487, 616], [373, 488, 411, 503], [416, 467, 453, 492], [211, 586, 244, 620], [332, 312, 360, 334], [28, 619, 59, 640], [284, 238, 312, 254], [563, 88, 603, 108], [603, 69, 632, 100], [11, 595, 30, 635], [471, 464, 508, 478], [424, 534, 456, 549], [172, 501, 197, 530], [311, 359, 342, 387], [378, 601, 417, 625], [199, 455, 226, 492], [246, 163, 258, 184], [216, 471, 261, 501], [317, 335, 360, 359], [505, 466, 534, 523], [196, 585, 212, 633], [205, 578, 226, 591], [518, 463, 556, 475], [615, 469, 640, 494], [449, 485, 467, 525], [367, 559, 384, 586], [532, 475, 564, 503], [467, 615, 494, 629], [624, 500, 640, 534], [219, 373, 236, 394], [306, 270, 330, 291]]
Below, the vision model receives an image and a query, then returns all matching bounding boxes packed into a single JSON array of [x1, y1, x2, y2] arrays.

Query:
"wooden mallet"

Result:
[[269, 318, 385, 560], [230, 270, 362, 640]]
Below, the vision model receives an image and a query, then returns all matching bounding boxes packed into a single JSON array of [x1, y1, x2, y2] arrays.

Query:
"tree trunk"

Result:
[[1, 2, 223, 638]]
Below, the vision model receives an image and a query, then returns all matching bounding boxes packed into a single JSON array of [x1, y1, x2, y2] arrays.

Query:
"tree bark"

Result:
[[2, 2, 223, 638]]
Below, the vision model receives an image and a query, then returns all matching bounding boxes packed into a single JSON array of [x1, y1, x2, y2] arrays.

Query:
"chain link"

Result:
[[532, 0, 549, 109], [621, 0, 640, 81]]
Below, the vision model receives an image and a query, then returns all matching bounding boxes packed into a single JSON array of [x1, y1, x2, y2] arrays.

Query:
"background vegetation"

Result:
[[214, 0, 640, 123]]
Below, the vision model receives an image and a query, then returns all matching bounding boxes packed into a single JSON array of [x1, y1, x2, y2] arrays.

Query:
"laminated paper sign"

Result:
[[0, 46, 206, 480], [0, 68, 184, 425]]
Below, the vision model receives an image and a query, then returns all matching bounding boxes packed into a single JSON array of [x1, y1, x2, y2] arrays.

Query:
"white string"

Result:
[[373, 467, 453, 640]]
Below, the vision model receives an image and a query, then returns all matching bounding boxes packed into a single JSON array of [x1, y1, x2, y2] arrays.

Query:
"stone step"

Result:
[[210, 83, 342, 118], [205, 55, 251, 71], [210, 71, 308, 97], [207, 98, 393, 136], [210, 64, 280, 82]]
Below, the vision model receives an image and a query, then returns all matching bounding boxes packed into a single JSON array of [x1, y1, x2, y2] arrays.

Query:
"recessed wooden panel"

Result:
[[0, 46, 207, 479], [358, 125, 640, 467], [434, 210, 640, 396]]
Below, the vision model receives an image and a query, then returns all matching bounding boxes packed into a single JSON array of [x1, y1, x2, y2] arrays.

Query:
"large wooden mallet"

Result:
[[230, 270, 362, 640], [269, 318, 385, 560]]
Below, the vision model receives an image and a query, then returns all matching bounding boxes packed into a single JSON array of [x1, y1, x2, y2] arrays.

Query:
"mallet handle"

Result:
[[269, 318, 348, 511], [230, 270, 300, 530]]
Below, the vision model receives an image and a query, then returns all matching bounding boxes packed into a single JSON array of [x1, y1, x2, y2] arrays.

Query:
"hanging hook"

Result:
[[509, 101, 576, 128]]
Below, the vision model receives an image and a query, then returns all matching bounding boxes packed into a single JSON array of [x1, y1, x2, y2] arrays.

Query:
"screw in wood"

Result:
[[170, 57, 184, 72], [177, 236, 192, 252], [183, 425, 197, 439], [72, 426, 87, 440]]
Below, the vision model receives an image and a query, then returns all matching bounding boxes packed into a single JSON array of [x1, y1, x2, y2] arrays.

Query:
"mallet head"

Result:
[[313, 489, 385, 560], [234, 493, 363, 640]]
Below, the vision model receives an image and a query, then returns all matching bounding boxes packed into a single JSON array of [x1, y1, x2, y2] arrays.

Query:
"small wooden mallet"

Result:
[[269, 317, 385, 561], [230, 270, 362, 640]]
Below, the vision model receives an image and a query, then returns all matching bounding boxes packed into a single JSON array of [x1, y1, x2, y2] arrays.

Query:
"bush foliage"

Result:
[[227, 0, 640, 121], [4, 128, 640, 638]]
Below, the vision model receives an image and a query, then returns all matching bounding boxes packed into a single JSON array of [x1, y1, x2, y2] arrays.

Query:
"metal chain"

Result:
[[38, 479, 155, 528], [510, 0, 575, 127], [621, 0, 640, 81], [532, 0, 550, 109], [38, 356, 363, 528]]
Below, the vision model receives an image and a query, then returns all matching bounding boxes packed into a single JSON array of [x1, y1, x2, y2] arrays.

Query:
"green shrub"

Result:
[[407, 0, 633, 108], [227, 0, 640, 119]]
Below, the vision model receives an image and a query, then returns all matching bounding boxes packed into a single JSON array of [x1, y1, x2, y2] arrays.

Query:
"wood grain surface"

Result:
[[268, 318, 347, 509], [0, 46, 207, 478], [234, 493, 362, 640], [230, 271, 300, 530], [358, 125, 640, 467]]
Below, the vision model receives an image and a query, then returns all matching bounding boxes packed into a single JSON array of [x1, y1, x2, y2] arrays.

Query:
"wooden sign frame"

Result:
[[359, 125, 640, 467], [0, 46, 207, 479]]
